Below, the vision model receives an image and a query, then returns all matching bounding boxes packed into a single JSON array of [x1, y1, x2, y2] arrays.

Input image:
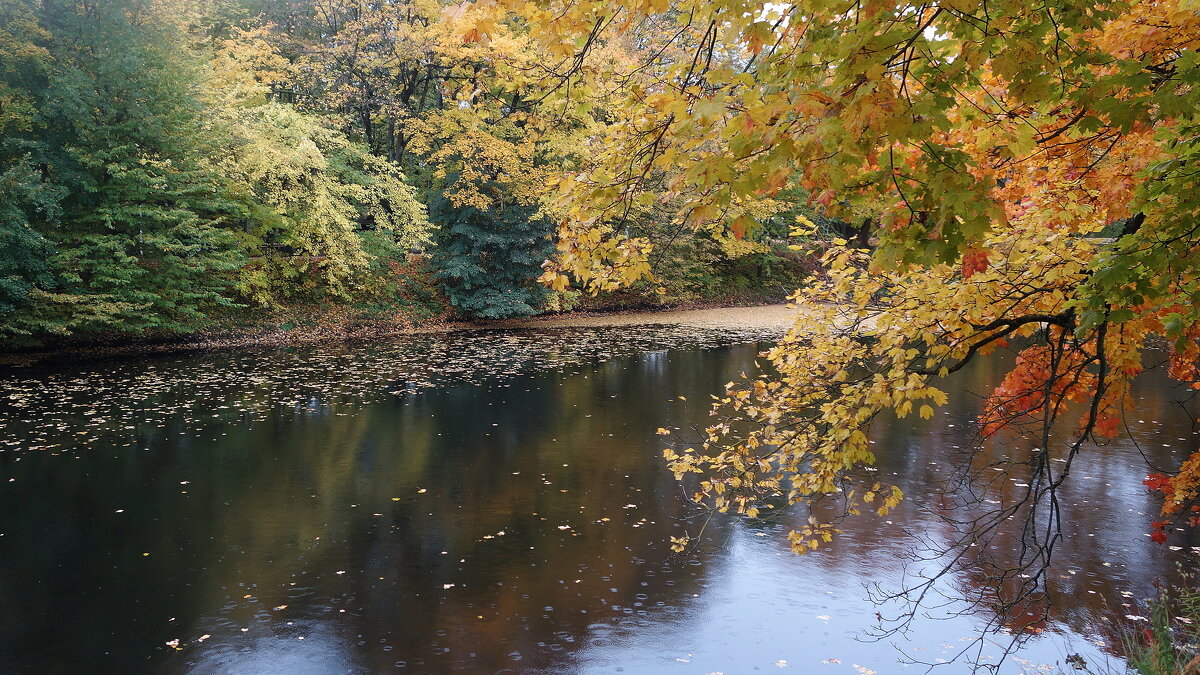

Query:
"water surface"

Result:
[[0, 325, 1196, 673]]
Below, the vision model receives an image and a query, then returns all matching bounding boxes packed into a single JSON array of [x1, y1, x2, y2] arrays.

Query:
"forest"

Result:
[[0, 0, 816, 348]]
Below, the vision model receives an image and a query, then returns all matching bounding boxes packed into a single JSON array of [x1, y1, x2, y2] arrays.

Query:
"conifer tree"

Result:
[[420, 112, 556, 320], [430, 190, 554, 319]]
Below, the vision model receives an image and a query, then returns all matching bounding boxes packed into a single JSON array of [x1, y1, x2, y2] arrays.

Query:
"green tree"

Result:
[[0, 0, 60, 331], [27, 0, 244, 336], [430, 190, 554, 319], [212, 102, 430, 305], [416, 102, 561, 320]]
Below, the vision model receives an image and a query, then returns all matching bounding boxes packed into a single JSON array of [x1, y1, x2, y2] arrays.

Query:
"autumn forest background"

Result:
[[0, 0, 822, 348]]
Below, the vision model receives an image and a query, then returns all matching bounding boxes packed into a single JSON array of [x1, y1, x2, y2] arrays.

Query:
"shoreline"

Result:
[[0, 301, 798, 367]]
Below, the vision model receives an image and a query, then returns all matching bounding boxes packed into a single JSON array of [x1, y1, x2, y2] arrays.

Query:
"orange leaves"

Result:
[[1092, 411, 1121, 439], [1168, 335, 1200, 388], [729, 216, 748, 240], [1145, 473, 1173, 494], [1151, 450, 1200, 517], [743, 21, 773, 57], [978, 334, 1119, 439], [980, 345, 1061, 437], [961, 247, 990, 279], [1145, 461, 1200, 542], [1150, 522, 1168, 544]]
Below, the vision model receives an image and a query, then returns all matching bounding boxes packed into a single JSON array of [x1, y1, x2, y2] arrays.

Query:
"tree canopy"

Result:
[[1, 0, 811, 341]]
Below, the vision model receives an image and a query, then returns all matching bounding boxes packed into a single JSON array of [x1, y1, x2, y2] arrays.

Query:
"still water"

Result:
[[0, 324, 1197, 673]]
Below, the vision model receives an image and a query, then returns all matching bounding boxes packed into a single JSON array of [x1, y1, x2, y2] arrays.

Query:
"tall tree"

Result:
[[25, 0, 245, 335], [264, 0, 446, 164], [422, 111, 556, 319], [212, 102, 430, 304], [0, 0, 61, 335]]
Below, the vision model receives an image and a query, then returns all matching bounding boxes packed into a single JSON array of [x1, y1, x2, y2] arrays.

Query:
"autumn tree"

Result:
[[457, 0, 1200, 649], [412, 51, 563, 318], [209, 103, 430, 304], [258, 0, 446, 163], [0, 0, 441, 342]]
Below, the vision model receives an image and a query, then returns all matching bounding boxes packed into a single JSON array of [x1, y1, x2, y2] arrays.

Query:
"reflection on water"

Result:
[[0, 327, 1197, 673]]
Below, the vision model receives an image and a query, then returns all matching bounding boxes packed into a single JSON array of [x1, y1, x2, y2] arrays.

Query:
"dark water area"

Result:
[[0, 325, 1197, 674]]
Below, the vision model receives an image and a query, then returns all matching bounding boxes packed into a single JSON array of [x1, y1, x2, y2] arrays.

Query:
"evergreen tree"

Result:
[[430, 190, 554, 319], [418, 110, 560, 321]]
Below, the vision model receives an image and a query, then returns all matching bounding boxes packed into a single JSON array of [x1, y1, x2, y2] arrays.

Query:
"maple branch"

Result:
[[1034, 105, 1088, 145]]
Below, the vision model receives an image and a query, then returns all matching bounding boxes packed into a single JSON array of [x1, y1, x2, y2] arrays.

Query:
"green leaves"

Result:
[[431, 195, 555, 319], [213, 103, 430, 305]]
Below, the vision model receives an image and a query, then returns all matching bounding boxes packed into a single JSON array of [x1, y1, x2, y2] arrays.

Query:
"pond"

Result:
[[0, 323, 1197, 673]]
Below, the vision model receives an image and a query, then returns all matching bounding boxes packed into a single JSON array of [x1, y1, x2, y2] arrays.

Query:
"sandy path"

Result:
[[480, 303, 799, 332]]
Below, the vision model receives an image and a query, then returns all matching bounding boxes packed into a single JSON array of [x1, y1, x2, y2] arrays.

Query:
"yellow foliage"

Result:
[[457, 0, 1200, 548]]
